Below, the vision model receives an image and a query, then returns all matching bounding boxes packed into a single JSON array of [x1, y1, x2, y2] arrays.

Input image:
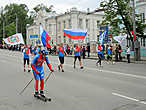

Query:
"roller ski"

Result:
[[34, 91, 51, 102]]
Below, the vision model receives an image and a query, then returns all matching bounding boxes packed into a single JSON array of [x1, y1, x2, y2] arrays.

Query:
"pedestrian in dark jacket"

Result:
[[115, 44, 119, 62], [82, 46, 86, 59], [87, 44, 90, 57], [126, 45, 130, 63]]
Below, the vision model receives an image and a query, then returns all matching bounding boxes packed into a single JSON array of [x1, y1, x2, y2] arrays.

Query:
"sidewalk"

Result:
[[66, 54, 146, 64]]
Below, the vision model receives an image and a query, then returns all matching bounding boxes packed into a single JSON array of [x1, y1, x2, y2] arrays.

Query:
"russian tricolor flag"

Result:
[[63, 29, 87, 40], [40, 26, 51, 48]]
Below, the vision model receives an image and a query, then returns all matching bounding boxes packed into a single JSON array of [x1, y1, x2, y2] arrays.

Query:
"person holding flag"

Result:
[[74, 43, 83, 69], [57, 43, 67, 72], [31, 25, 54, 98], [31, 49, 54, 97], [23, 45, 31, 72], [96, 43, 102, 67]]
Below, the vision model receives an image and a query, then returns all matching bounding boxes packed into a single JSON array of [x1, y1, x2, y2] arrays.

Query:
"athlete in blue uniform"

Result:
[[74, 43, 83, 69], [31, 50, 54, 97], [107, 45, 112, 61], [57, 43, 67, 72], [23, 45, 31, 72]]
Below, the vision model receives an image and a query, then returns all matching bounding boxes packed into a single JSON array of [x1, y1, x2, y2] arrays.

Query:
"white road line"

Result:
[[54, 62, 146, 80], [87, 67, 146, 80], [112, 92, 146, 105]]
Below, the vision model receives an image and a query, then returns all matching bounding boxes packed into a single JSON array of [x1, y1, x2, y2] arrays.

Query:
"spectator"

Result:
[[118, 44, 122, 61], [82, 46, 86, 59], [87, 44, 90, 57], [126, 45, 130, 63], [115, 44, 119, 61]]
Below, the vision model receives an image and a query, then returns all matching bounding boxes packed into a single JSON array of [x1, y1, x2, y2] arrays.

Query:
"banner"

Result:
[[3, 33, 24, 45], [29, 35, 38, 39], [113, 35, 127, 44], [100, 26, 108, 42], [99, 31, 106, 45]]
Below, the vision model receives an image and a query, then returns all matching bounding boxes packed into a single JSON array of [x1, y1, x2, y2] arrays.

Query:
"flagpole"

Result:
[[39, 23, 42, 46]]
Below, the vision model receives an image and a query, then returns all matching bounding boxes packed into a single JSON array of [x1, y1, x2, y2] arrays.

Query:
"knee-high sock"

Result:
[[40, 78, 44, 91], [35, 79, 39, 91]]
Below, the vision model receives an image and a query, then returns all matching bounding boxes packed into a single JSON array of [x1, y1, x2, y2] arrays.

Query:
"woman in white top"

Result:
[[126, 46, 130, 63]]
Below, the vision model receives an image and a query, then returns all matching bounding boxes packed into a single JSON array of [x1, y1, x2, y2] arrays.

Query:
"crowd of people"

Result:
[[0, 42, 131, 65], [0, 42, 131, 98]]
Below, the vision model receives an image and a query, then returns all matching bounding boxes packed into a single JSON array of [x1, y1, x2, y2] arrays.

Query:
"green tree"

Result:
[[5, 22, 16, 37], [0, 4, 34, 42], [100, 0, 146, 60], [100, 0, 146, 40], [33, 4, 53, 13]]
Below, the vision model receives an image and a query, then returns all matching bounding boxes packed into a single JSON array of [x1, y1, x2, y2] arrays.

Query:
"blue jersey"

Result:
[[23, 48, 30, 59], [32, 54, 50, 68], [58, 47, 65, 57], [74, 47, 80, 56], [107, 48, 111, 55], [34, 47, 41, 55], [31, 54, 50, 80], [74, 51, 80, 56]]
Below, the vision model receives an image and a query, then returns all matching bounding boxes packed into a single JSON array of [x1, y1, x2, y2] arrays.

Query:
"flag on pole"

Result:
[[130, 30, 136, 41], [40, 26, 51, 48], [99, 31, 106, 45], [63, 29, 87, 40], [113, 35, 127, 44], [3, 33, 24, 45]]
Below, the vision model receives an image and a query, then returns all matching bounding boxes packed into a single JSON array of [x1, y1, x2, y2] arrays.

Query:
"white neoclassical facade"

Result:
[[135, 0, 146, 47], [27, 8, 104, 47]]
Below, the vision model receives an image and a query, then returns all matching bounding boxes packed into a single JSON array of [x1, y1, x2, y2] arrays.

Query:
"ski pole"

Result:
[[19, 78, 33, 95], [45, 72, 54, 84]]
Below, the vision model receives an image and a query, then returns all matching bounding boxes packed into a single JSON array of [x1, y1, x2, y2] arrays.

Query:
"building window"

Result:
[[78, 18, 83, 29], [86, 19, 90, 31], [141, 13, 145, 23], [58, 22, 61, 31], [141, 37, 143, 46], [97, 20, 100, 28], [49, 24, 52, 32], [68, 19, 72, 29], [143, 37, 145, 47], [63, 21, 66, 29]]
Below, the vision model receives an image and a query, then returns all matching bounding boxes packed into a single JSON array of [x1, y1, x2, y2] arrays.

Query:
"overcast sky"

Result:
[[0, 0, 103, 13]]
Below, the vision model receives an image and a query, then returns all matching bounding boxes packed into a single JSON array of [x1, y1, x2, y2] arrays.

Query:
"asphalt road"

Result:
[[0, 49, 146, 110]]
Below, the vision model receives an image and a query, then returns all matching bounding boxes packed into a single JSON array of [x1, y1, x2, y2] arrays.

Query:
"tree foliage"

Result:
[[0, 3, 34, 41], [100, 0, 146, 40], [33, 4, 53, 13]]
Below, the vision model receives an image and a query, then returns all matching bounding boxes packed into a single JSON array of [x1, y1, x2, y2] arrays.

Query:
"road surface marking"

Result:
[[87, 67, 146, 80], [52, 62, 146, 80], [112, 92, 146, 105]]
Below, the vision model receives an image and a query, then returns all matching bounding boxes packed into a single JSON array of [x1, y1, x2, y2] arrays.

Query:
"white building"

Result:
[[135, 0, 146, 47], [27, 7, 104, 49]]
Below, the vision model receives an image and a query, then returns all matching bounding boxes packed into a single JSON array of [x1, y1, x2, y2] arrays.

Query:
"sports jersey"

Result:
[[58, 47, 65, 57], [23, 48, 30, 59], [74, 46, 80, 56]]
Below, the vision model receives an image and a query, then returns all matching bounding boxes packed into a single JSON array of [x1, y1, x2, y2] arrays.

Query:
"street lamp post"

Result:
[[132, 0, 140, 61], [26, 24, 30, 45], [16, 14, 18, 34]]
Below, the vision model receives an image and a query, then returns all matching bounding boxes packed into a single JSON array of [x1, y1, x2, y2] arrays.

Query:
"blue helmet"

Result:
[[41, 50, 48, 55]]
